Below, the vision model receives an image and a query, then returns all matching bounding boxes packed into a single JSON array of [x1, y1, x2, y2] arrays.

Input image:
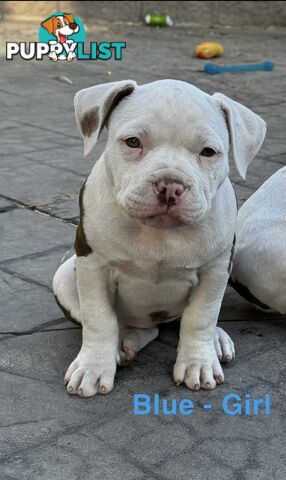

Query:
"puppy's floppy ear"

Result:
[[212, 93, 266, 179], [63, 13, 74, 23], [74, 80, 137, 156], [41, 16, 56, 34]]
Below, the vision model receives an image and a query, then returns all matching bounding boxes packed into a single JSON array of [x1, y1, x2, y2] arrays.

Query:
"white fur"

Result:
[[53, 79, 266, 397], [232, 166, 286, 313]]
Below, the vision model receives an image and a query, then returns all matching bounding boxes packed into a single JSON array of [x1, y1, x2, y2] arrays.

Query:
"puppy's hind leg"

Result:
[[53, 254, 81, 326], [119, 326, 159, 365]]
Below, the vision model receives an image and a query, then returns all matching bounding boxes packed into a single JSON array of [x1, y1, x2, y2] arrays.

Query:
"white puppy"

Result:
[[231, 166, 286, 313], [53, 79, 266, 397]]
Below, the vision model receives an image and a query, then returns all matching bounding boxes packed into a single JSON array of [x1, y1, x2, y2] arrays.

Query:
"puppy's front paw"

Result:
[[64, 347, 118, 397], [215, 326, 235, 363], [173, 343, 224, 390]]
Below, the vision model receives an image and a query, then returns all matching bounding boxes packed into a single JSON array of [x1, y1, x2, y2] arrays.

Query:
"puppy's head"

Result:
[[75, 80, 266, 229], [41, 13, 79, 40]]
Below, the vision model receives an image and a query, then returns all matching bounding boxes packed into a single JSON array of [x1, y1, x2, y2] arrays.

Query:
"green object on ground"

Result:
[[145, 13, 173, 27]]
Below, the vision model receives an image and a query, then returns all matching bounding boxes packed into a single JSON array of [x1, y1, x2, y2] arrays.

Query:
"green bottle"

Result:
[[145, 13, 173, 27]]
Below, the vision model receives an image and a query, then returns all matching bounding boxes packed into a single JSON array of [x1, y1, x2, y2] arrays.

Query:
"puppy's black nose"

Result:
[[69, 23, 77, 30], [153, 178, 186, 207]]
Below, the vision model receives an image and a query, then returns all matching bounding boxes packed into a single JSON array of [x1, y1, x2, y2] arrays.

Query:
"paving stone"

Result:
[[0, 330, 149, 480], [1, 123, 80, 155], [0, 208, 75, 263], [24, 134, 107, 180], [93, 412, 198, 469], [0, 269, 61, 332], [2, 245, 73, 290], [0, 197, 16, 213], [232, 183, 256, 208], [234, 157, 284, 191], [0, 155, 81, 220], [0, 430, 151, 480]]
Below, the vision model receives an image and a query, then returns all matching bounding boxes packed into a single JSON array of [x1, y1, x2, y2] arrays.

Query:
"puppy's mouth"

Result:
[[59, 33, 67, 44], [143, 214, 185, 229], [141, 209, 187, 229]]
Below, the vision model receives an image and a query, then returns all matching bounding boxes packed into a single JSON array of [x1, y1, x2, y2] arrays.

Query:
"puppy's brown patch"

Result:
[[80, 85, 134, 139], [80, 107, 100, 137], [149, 311, 170, 324], [54, 295, 81, 326], [100, 85, 135, 135], [74, 181, 92, 257], [228, 278, 271, 310], [228, 234, 236, 274]]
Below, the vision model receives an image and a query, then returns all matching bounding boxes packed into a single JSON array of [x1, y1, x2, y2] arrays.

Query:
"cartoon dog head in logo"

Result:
[[41, 13, 79, 44]]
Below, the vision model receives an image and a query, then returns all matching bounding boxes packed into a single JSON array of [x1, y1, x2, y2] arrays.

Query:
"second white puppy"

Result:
[[231, 166, 286, 313], [53, 79, 266, 397]]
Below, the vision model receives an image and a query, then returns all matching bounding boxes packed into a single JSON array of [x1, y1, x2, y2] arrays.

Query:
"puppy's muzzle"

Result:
[[153, 178, 187, 207]]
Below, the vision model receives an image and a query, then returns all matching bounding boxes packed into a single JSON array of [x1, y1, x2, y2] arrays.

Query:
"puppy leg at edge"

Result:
[[53, 254, 81, 325]]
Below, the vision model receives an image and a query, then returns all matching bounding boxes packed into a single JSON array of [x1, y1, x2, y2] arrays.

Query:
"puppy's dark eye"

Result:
[[200, 147, 217, 157], [125, 137, 141, 148]]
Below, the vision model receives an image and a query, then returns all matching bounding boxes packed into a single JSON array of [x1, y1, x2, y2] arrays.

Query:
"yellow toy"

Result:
[[194, 42, 224, 59]]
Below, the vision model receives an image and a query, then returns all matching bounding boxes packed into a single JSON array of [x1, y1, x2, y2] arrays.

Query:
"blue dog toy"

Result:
[[204, 61, 274, 75]]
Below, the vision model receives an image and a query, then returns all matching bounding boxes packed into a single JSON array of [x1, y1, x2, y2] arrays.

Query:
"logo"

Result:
[[6, 12, 126, 62], [39, 12, 85, 61]]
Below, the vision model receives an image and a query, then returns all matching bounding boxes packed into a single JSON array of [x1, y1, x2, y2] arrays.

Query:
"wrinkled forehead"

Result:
[[111, 81, 228, 145]]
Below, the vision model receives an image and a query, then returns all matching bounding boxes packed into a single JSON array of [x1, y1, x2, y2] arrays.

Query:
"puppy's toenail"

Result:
[[194, 384, 200, 390], [68, 386, 73, 393], [100, 386, 106, 394], [175, 382, 181, 387], [206, 382, 210, 388]]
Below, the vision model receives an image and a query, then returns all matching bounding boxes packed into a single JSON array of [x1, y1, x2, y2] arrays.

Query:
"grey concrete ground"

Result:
[[1, 17, 286, 480], [3, 1, 286, 27]]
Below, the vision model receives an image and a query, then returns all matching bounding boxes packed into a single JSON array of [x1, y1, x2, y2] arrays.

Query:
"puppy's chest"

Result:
[[110, 257, 198, 285], [109, 258, 199, 326]]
